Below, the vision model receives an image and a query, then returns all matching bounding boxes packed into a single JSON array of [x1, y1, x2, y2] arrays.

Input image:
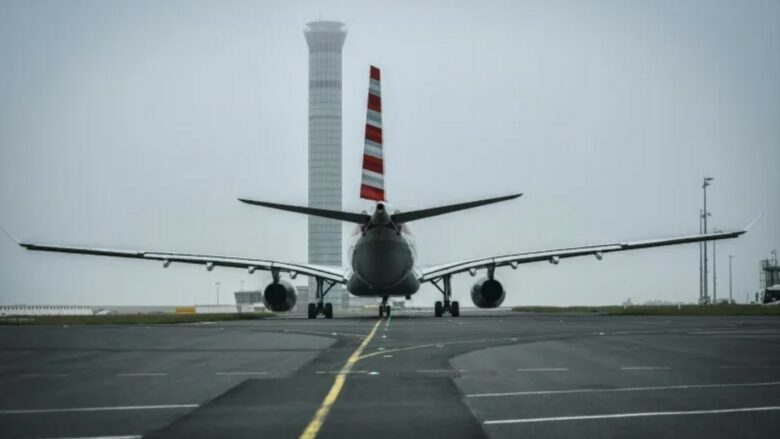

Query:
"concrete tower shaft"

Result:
[[304, 21, 347, 308]]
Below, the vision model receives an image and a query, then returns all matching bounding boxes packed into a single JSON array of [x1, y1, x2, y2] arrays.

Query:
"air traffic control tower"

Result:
[[304, 21, 348, 308]]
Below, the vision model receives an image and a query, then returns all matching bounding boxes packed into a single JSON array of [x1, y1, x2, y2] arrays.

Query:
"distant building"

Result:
[[234, 290, 266, 313], [0, 305, 93, 316], [195, 305, 240, 314], [234, 291, 264, 305], [760, 258, 780, 304], [295, 285, 309, 312], [304, 21, 349, 308]]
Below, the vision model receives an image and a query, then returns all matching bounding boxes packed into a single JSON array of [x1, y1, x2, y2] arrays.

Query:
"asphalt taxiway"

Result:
[[1, 311, 779, 438]]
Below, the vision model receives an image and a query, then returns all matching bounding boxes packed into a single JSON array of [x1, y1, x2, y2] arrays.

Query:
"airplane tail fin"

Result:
[[239, 67, 521, 226], [361, 65, 385, 202]]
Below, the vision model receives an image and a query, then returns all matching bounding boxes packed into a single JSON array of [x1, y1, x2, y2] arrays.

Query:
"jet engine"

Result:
[[263, 280, 297, 312], [470, 277, 505, 308]]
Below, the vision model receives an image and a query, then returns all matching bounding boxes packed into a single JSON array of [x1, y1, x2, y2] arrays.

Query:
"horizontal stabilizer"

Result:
[[238, 198, 370, 224], [392, 193, 522, 223]]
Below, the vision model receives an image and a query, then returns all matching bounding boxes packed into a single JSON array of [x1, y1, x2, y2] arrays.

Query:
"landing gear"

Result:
[[324, 302, 333, 319], [378, 296, 391, 318], [431, 274, 460, 317], [307, 277, 337, 319], [307, 303, 317, 319]]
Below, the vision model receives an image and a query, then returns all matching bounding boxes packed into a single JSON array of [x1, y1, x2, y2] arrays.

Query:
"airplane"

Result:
[[3, 66, 748, 319]]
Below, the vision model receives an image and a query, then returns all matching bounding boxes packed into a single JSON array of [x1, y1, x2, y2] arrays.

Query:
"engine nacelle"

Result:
[[263, 280, 297, 312], [470, 277, 505, 308]]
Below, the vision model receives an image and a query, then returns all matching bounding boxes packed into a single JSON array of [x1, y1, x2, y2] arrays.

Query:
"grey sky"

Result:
[[1, 0, 778, 307]]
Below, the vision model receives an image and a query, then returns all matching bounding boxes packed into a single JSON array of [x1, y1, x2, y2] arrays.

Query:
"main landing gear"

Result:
[[431, 274, 460, 317], [308, 302, 333, 319], [378, 295, 391, 318], [307, 277, 336, 319]]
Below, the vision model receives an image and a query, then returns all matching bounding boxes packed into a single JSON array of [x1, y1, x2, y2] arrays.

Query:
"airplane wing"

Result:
[[419, 228, 746, 282], [2, 228, 348, 283]]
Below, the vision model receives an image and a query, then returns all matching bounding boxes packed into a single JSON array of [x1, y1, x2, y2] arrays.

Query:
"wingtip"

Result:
[[0, 223, 21, 245], [745, 214, 762, 232]]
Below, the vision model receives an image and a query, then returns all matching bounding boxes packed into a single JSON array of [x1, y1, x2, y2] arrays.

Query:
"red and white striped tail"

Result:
[[360, 65, 385, 201]]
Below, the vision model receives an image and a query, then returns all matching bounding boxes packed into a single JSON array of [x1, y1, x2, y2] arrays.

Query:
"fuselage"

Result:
[[346, 203, 420, 297]]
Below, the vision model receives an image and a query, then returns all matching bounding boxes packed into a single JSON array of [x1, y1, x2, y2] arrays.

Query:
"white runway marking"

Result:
[[620, 366, 670, 370], [719, 364, 772, 369], [19, 373, 68, 378], [484, 405, 780, 425], [0, 404, 199, 415], [42, 436, 141, 439], [692, 331, 780, 336], [117, 373, 167, 377], [467, 380, 780, 398], [215, 372, 268, 376], [290, 329, 366, 338], [517, 368, 568, 372], [316, 370, 369, 375], [357, 334, 553, 361]]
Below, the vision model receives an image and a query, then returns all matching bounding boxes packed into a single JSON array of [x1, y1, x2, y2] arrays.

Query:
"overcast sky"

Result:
[[1, 0, 778, 307]]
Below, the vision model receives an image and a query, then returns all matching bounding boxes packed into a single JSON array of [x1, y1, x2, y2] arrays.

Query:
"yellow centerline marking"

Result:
[[299, 319, 382, 439]]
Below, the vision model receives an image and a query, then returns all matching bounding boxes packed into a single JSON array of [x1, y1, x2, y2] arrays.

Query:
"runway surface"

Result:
[[1, 310, 779, 438]]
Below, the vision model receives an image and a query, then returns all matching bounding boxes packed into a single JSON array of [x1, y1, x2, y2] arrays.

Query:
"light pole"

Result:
[[713, 228, 722, 303], [702, 177, 713, 303], [216, 282, 221, 306], [699, 209, 704, 303], [728, 255, 734, 304]]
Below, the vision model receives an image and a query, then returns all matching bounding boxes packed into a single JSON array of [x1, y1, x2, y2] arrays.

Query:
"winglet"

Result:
[[0, 224, 22, 246], [745, 214, 762, 231]]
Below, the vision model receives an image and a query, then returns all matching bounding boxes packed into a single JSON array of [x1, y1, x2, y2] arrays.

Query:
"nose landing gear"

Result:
[[378, 295, 391, 318], [431, 274, 460, 317]]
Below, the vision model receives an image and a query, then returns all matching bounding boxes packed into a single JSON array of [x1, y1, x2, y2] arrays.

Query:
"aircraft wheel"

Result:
[[451, 301, 460, 317], [385, 305, 391, 317], [434, 301, 443, 317], [378, 305, 385, 318], [324, 303, 333, 319], [307, 303, 317, 319]]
